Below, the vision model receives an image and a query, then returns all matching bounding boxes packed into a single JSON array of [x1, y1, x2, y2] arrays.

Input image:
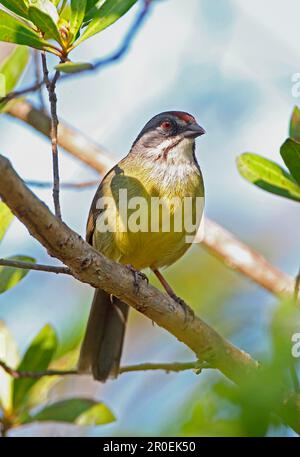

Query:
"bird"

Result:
[[78, 111, 206, 382]]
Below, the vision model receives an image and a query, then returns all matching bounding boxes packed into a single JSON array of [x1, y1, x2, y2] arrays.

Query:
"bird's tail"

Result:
[[78, 289, 129, 382]]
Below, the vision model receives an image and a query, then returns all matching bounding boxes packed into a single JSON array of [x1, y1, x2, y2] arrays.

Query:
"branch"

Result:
[[41, 53, 62, 219], [0, 155, 299, 433], [27, 179, 99, 190], [0, 359, 208, 379], [64, 0, 153, 77], [7, 100, 298, 301], [0, 258, 70, 275]]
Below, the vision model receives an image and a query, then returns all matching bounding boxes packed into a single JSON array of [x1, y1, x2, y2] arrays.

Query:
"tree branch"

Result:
[[0, 258, 70, 275], [41, 53, 61, 220], [0, 359, 208, 379], [7, 100, 299, 301]]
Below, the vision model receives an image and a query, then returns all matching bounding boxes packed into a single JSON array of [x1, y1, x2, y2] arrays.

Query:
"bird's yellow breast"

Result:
[[93, 154, 204, 270]]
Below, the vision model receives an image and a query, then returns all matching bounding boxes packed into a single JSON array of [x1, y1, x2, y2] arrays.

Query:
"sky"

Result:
[[0, 0, 300, 436]]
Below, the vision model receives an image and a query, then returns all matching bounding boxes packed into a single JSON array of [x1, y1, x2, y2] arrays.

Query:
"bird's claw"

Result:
[[126, 264, 148, 293], [170, 293, 194, 326]]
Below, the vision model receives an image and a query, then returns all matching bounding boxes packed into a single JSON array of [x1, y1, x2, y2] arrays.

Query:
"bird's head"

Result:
[[131, 111, 205, 162]]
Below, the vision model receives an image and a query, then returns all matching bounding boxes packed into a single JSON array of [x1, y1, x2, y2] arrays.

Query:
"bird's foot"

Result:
[[169, 293, 194, 326], [126, 264, 148, 293]]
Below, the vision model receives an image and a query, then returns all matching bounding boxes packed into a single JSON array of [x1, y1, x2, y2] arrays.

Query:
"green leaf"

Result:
[[280, 139, 300, 186], [28, 1, 61, 44], [0, 10, 53, 51], [75, 402, 115, 426], [70, 0, 87, 42], [74, 0, 137, 46], [0, 1, 29, 19], [0, 255, 35, 294], [13, 324, 58, 410], [0, 321, 19, 413], [0, 201, 13, 242], [25, 398, 115, 425], [55, 60, 93, 73], [237, 152, 300, 202], [0, 46, 29, 112], [289, 106, 300, 143], [84, 0, 105, 22]]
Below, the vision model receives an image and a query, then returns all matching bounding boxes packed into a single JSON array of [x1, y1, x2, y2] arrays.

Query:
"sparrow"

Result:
[[78, 111, 205, 381]]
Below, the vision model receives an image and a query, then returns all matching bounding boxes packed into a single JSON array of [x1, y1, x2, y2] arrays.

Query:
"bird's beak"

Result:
[[183, 123, 206, 139]]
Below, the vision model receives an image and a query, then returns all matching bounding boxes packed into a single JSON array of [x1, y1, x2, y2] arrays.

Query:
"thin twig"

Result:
[[33, 50, 46, 112], [7, 100, 299, 301], [41, 53, 62, 220], [0, 258, 71, 275], [294, 267, 300, 302], [0, 80, 44, 105], [27, 179, 99, 190], [0, 359, 208, 379]]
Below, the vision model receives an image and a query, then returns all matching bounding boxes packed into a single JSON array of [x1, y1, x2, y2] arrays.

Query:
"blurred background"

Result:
[[0, 0, 300, 436]]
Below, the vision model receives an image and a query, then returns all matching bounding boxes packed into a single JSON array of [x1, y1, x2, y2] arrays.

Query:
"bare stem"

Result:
[[41, 53, 62, 220], [8, 100, 298, 302], [0, 359, 208, 379], [0, 258, 70, 275], [27, 179, 99, 190]]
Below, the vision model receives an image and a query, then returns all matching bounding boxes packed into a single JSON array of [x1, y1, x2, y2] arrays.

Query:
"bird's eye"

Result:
[[161, 120, 172, 130]]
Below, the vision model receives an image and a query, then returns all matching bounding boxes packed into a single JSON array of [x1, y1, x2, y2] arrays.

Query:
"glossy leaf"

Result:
[[0, 1, 29, 19], [0, 201, 13, 242], [76, 403, 115, 426], [0, 46, 29, 112], [55, 60, 93, 73], [0, 321, 19, 413], [280, 139, 300, 186], [0, 255, 35, 294], [289, 106, 300, 143], [75, 0, 137, 46], [237, 152, 300, 202], [0, 10, 51, 51], [13, 324, 58, 410], [84, 0, 105, 22], [26, 398, 114, 425], [28, 1, 61, 43], [70, 0, 87, 41]]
